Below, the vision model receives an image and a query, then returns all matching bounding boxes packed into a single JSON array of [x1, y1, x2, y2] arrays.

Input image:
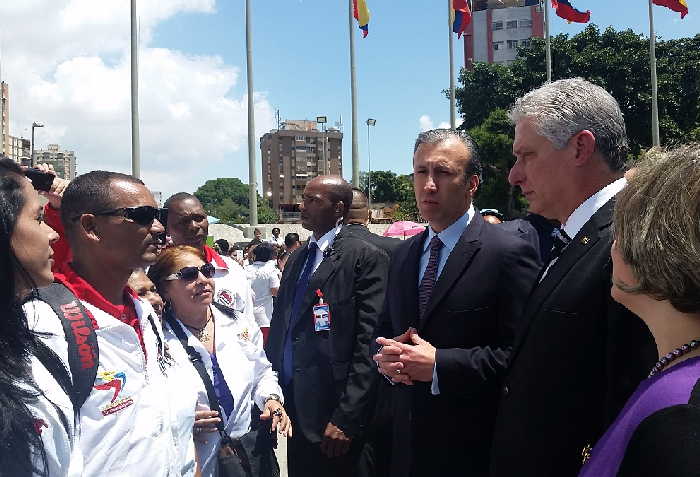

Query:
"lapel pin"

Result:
[[580, 236, 590, 245]]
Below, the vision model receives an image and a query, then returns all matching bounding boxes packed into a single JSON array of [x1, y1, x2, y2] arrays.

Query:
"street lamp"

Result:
[[316, 116, 328, 174], [366, 118, 376, 212], [31, 122, 44, 167]]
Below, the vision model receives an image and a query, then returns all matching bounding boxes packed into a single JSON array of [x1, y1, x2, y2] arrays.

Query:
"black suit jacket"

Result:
[[342, 223, 400, 258], [377, 213, 540, 476], [490, 199, 657, 477], [265, 227, 389, 442]]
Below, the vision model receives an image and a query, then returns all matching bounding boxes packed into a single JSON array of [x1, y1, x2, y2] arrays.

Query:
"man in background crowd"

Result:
[[344, 187, 399, 257], [284, 232, 301, 253]]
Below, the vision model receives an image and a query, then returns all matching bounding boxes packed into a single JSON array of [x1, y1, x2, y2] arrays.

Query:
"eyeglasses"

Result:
[[164, 263, 216, 282], [93, 206, 168, 227]]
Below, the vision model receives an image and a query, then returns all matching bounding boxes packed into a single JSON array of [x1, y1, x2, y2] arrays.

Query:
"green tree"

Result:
[[393, 174, 421, 221], [359, 170, 402, 203], [194, 178, 279, 224]]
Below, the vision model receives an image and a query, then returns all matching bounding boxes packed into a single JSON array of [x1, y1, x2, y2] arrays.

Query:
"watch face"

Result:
[[268, 394, 281, 402]]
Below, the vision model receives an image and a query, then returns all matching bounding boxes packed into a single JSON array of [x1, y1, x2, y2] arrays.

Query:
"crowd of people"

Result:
[[1, 77, 699, 477]]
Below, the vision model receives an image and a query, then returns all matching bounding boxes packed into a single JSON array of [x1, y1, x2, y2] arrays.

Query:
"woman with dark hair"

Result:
[[244, 243, 280, 343], [0, 158, 80, 476]]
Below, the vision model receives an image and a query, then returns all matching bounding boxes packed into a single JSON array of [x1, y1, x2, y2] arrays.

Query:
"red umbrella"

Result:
[[383, 221, 426, 238]]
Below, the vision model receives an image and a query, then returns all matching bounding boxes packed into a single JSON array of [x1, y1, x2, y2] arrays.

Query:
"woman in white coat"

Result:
[[149, 245, 292, 477], [0, 158, 80, 476], [244, 243, 280, 344]]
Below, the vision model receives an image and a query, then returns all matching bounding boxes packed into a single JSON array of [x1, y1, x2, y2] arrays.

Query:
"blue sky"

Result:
[[151, 0, 696, 187], [1, 1, 695, 197]]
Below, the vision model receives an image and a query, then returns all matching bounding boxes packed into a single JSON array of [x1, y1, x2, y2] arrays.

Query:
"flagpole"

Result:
[[349, 0, 360, 187], [544, 0, 552, 83], [130, 0, 140, 178], [246, 0, 258, 225], [448, 0, 456, 129], [647, 0, 661, 147]]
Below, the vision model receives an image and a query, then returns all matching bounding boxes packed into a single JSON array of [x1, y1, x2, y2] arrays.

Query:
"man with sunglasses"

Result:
[[43, 171, 195, 476], [164, 192, 254, 317]]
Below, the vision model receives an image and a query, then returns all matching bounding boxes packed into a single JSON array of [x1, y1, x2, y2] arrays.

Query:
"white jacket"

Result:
[[24, 300, 83, 477], [29, 293, 198, 476], [165, 304, 283, 477]]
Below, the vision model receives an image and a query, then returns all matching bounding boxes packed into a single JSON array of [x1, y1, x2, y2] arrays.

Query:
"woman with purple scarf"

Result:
[[579, 143, 700, 476]]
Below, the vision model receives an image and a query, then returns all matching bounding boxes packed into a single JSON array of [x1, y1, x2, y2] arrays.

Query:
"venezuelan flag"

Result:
[[452, 0, 472, 39], [653, 0, 688, 18], [551, 0, 591, 23], [353, 0, 370, 38]]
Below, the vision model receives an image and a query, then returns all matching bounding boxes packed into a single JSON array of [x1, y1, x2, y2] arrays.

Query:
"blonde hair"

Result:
[[613, 143, 700, 313]]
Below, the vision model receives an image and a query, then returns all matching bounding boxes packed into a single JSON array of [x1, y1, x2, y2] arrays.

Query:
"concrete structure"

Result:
[[260, 120, 342, 223], [8, 136, 31, 165], [1, 82, 9, 158], [464, 0, 543, 68], [34, 144, 77, 180]]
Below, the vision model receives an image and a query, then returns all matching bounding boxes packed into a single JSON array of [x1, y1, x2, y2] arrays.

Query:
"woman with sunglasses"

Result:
[[149, 245, 291, 477], [0, 158, 81, 476]]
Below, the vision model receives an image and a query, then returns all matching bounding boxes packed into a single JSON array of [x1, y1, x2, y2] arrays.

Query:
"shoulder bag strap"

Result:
[[165, 312, 226, 435], [35, 283, 99, 411]]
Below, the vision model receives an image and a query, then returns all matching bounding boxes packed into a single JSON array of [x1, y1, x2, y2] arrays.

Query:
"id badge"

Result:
[[313, 289, 331, 332]]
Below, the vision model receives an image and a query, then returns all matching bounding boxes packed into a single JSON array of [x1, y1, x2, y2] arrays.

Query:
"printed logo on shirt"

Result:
[[238, 328, 250, 342], [216, 289, 237, 309], [94, 371, 134, 416], [33, 419, 48, 435]]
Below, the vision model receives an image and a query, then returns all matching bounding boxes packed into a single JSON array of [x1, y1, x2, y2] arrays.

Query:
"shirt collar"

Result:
[[309, 223, 343, 254], [563, 177, 626, 239], [423, 204, 475, 253]]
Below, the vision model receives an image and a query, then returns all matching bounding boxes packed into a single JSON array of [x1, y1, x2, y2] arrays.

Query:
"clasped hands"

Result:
[[373, 327, 436, 385]]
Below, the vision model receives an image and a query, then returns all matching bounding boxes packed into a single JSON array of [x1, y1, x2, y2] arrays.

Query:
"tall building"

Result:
[[8, 136, 31, 165], [35, 144, 77, 180], [260, 120, 343, 222], [464, 0, 544, 69], [1, 81, 10, 158]]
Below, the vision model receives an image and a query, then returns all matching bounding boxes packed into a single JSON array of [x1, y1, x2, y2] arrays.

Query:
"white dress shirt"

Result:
[[306, 223, 343, 276], [540, 177, 627, 280]]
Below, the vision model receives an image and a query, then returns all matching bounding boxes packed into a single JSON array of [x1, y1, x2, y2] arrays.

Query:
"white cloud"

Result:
[[0, 0, 274, 198], [419, 115, 464, 132], [419, 114, 434, 132]]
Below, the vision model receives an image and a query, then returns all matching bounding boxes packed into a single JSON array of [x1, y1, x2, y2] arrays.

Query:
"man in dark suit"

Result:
[[266, 175, 389, 477], [343, 187, 399, 257], [489, 78, 657, 477], [373, 129, 540, 476]]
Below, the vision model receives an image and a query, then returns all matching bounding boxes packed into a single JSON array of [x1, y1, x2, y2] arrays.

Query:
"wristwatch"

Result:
[[265, 394, 282, 404]]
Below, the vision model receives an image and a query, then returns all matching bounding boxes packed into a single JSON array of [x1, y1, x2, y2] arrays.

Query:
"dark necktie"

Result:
[[418, 235, 444, 319], [281, 242, 318, 386], [549, 227, 571, 262]]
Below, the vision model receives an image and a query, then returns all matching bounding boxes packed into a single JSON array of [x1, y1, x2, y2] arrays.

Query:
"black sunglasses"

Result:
[[92, 206, 168, 227], [164, 263, 216, 282]]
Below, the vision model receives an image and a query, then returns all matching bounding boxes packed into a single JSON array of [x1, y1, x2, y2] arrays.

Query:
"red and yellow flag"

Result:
[[353, 0, 370, 38], [653, 0, 689, 18]]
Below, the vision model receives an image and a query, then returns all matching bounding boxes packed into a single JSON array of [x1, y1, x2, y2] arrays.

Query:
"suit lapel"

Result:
[[404, 231, 425, 329], [511, 199, 615, 357], [281, 244, 309, 331], [419, 214, 483, 330], [292, 236, 344, 331]]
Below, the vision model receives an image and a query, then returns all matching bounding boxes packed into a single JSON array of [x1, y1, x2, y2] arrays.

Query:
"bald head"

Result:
[[346, 187, 370, 225], [300, 175, 353, 236]]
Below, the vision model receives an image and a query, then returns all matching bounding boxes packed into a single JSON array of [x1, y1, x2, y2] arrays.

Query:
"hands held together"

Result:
[[373, 328, 437, 385]]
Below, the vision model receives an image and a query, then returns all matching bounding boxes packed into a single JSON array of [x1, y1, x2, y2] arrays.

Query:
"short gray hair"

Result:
[[613, 143, 700, 313], [414, 128, 482, 180], [509, 78, 629, 172]]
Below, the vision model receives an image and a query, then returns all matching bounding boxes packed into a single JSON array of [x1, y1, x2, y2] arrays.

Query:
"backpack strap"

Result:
[[36, 283, 99, 411]]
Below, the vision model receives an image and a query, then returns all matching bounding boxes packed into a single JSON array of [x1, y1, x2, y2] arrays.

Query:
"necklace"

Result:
[[186, 312, 212, 342], [648, 338, 700, 377]]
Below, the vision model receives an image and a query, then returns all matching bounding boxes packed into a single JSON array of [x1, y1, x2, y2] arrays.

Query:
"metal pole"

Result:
[[367, 122, 372, 210], [544, 0, 552, 83], [448, 0, 456, 129], [31, 125, 35, 167], [349, 0, 360, 186], [246, 0, 258, 226], [648, 0, 661, 147], [130, 0, 140, 178]]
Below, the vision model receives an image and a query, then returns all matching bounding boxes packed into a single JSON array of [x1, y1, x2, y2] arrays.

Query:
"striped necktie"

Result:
[[418, 235, 444, 319]]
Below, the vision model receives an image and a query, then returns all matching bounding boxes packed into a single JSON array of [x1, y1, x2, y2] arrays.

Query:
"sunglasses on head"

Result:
[[92, 206, 168, 227], [164, 262, 216, 282]]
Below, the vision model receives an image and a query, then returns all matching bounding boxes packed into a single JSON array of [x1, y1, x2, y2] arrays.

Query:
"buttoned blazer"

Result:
[[377, 212, 540, 476], [265, 228, 389, 443], [490, 199, 657, 477]]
